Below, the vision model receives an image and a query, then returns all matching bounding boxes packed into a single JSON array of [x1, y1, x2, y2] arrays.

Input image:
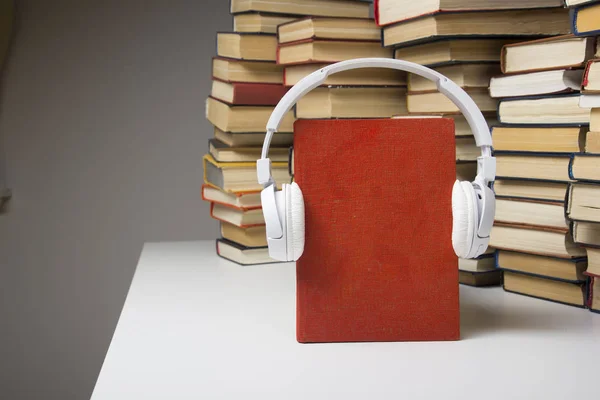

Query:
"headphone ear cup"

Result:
[[452, 181, 477, 259], [285, 182, 305, 261]]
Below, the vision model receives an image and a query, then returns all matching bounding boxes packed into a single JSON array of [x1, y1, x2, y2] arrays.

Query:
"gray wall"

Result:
[[0, 1, 230, 398]]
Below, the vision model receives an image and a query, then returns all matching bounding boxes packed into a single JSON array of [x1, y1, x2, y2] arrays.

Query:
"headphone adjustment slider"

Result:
[[477, 156, 497, 185]]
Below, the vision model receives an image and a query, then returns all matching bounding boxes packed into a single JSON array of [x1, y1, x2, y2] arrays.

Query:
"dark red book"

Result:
[[211, 80, 289, 106], [293, 118, 459, 343]]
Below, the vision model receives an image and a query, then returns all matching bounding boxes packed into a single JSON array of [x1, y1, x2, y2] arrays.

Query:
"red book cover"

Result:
[[294, 118, 459, 343], [212, 80, 289, 106], [583, 59, 600, 93]]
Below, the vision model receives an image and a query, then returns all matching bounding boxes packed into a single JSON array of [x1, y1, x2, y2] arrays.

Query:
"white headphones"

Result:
[[257, 58, 496, 262]]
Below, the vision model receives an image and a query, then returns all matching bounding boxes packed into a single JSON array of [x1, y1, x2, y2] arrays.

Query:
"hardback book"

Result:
[[408, 63, 500, 93], [490, 224, 585, 258], [584, 247, 600, 277], [202, 184, 261, 211], [591, 108, 600, 131], [284, 63, 407, 87], [495, 153, 574, 183], [497, 94, 591, 125], [277, 17, 381, 44], [216, 239, 277, 266], [233, 13, 297, 34], [214, 127, 293, 148], [493, 179, 569, 203], [569, 154, 600, 182], [567, 183, 600, 222], [210, 203, 264, 228], [203, 154, 290, 193], [573, 220, 600, 246], [217, 33, 278, 61], [565, 0, 597, 6], [205, 97, 295, 133], [583, 59, 600, 93], [289, 147, 478, 181], [398, 114, 497, 137], [220, 222, 268, 248], [374, 0, 564, 26], [579, 93, 600, 108], [589, 277, 599, 313], [494, 198, 568, 231], [394, 38, 520, 68], [571, 2, 600, 37], [296, 87, 408, 119], [208, 139, 288, 163], [407, 89, 497, 114], [501, 35, 596, 74], [496, 251, 587, 282], [587, 131, 600, 153], [210, 81, 289, 106], [294, 118, 459, 343], [489, 70, 584, 98], [503, 271, 587, 308], [458, 253, 496, 273], [230, 0, 371, 19], [382, 9, 570, 48], [459, 270, 502, 287], [491, 126, 585, 153], [212, 58, 284, 84], [277, 39, 393, 65]]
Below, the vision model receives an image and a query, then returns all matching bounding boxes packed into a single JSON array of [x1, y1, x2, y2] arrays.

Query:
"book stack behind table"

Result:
[[203, 0, 374, 265], [376, 0, 570, 286], [488, 32, 600, 308]]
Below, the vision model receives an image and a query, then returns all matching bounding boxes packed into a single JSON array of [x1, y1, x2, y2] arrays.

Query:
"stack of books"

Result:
[[376, 0, 570, 286], [568, 39, 600, 312], [203, 0, 374, 265], [277, 14, 405, 119], [489, 34, 599, 308]]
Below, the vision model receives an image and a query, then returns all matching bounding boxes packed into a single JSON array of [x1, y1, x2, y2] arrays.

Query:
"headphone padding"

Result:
[[452, 181, 477, 259], [285, 182, 305, 261]]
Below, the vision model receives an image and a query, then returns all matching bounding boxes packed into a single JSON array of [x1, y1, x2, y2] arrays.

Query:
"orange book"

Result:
[[294, 118, 459, 343], [209, 203, 264, 228], [201, 184, 261, 211]]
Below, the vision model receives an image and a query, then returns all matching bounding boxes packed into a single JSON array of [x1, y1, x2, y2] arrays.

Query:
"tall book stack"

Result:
[[567, 0, 600, 312], [488, 33, 600, 308], [375, 0, 570, 287], [203, 0, 374, 265]]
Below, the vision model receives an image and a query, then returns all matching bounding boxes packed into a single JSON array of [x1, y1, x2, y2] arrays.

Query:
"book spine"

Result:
[[232, 83, 289, 106], [500, 43, 509, 74], [572, 4, 600, 37], [568, 153, 576, 181], [582, 59, 597, 89], [373, 0, 380, 26]]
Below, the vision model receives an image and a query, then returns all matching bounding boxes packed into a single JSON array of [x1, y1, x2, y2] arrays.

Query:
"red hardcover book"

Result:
[[211, 80, 289, 106], [583, 59, 600, 93], [294, 118, 459, 343]]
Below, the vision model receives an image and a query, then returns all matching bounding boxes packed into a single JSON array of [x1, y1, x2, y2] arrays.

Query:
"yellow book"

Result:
[[203, 154, 290, 193]]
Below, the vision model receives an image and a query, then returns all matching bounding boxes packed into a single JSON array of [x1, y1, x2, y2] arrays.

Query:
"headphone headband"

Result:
[[258, 58, 496, 187]]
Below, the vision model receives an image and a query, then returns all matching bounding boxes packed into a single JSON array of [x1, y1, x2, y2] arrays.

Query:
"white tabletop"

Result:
[[92, 241, 600, 400]]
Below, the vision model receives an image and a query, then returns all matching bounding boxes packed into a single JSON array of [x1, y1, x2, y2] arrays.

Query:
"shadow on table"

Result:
[[459, 286, 588, 340]]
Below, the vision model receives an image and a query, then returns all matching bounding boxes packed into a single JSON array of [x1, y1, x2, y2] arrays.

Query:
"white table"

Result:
[[92, 241, 600, 400]]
